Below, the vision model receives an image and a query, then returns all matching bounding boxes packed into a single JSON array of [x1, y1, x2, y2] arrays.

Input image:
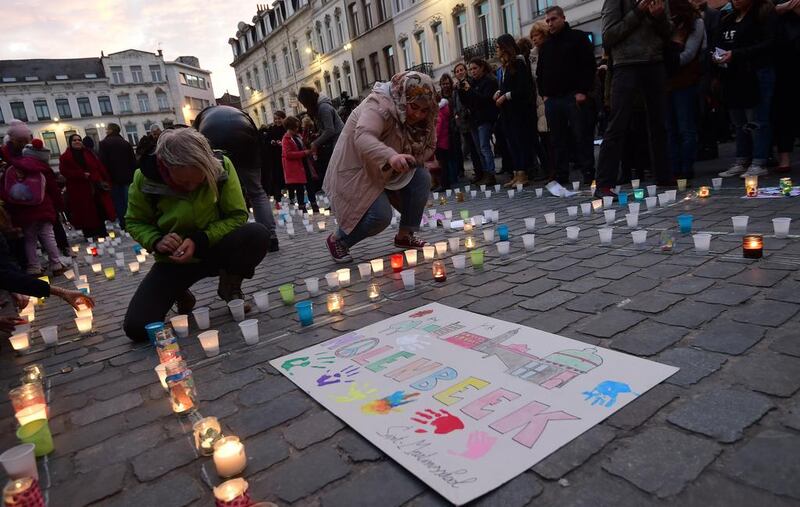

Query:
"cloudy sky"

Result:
[[5, 0, 253, 96]]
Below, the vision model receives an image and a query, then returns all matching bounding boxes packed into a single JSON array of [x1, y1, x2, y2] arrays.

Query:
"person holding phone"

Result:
[[323, 71, 437, 263]]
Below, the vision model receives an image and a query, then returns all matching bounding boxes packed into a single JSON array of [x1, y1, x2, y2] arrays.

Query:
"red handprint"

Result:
[[411, 409, 465, 435]]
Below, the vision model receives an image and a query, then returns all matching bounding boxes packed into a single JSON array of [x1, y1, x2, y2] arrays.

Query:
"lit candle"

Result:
[[64, 269, 75, 280], [698, 186, 710, 198], [170, 315, 189, 338], [75, 317, 93, 334], [367, 283, 380, 300], [10, 384, 48, 426], [109, 231, 116, 239], [369, 258, 384, 275], [155, 363, 168, 390], [21, 364, 45, 385], [79, 275, 88, 283], [464, 236, 476, 250], [317, 221, 326, 231], [197, 330, 220, 357], [390, 254, 404, 273], [463, 222, 473, 233], [591, 199, 603, 212], [422, 245, 435, 261], [633, 188, 645, 200], [213, 478, 251, 506], [91, 247, 98, 256], [327, 293, 344, 314], [404, 249, 418, 267], [193, 416, 223, 456], [71, 245, 80, 253], [744, 175, 758, 197], [9, 333, 30, 352], [432, 260, 447, 282], [213, 436, 247, 477], [742, 234, 763, 259], [136, 254, 146, 263], [75, 307, 93, 320], [103, 267, 115, 280], [98, 237, 105, 244], [91, 263, 101, 273], [336, 268, 351, 287], [3, 478, 45, 507], [128, 261, 140, 273], [165, 360, 197, 414]]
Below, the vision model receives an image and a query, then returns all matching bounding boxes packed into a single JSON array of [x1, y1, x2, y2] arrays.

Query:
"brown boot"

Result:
[[480, 173, 496, 186], [218, 271, 252, 313], [515, 171, 530, 187], [503, 172, 520, 188]]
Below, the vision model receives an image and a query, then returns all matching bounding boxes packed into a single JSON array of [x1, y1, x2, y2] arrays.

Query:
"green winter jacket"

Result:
[[125, 154, 248, 261]]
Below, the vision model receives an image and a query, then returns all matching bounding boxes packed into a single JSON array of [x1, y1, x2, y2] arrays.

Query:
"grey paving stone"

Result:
[[678, 471, 800, 507], [548, 266, 595, 282], [781, 399, 800, 431], [437, 293, 478, 308], [667, 388, 774, 443], [74, 424, 165, 473], [48, 393, 89, 418], [692, 261, 747, 279], [603, 276, 660, 297], [70, 392, 143, 426], [250, 445, 351, 502], [658, 348, 728, 386], [652, 301, 726, 329], [729, 352, 800, 397], [60, 367, 124, 396], [473, 471, 544, 506], [467, 293, 521, 315], [565, 293, 618, 314], [519, 290, 577, 311], [693, 284, 759, 306], [621, 292, 684, 313], [52, 415, 124, 456], [720, 430, 800, 500], [123, 398, 174, 429], [337, 430, 383, 462], [226, 391, 313, 438], [766, 283, 800, 304], [283, 410, 345, 449], [92, 372, 155, 400], [522, 308, 587, 334], [559, 277, 609, 293], [606, 384, 682, 430], [538, 257, 580, 271], [245, 430, 291, 474], [48, 362, 105, 388], [769, 325, 800, 357], [602, 427, 721, 498], [692, 320, 766, 355], [622, 253, 667, 268], [198, 367, 262, 401], [321, 461, 425, 507], [513, 278, 560, 298], [579, 255, 621, 269], [610, 321, 689, 356], [636, 262, 691, 280], [132, 437, 197, 482], [49, 463, 127, 506], [104, 472, 203, 507], [731, 267, 789, 288], [508, 268, 549, 284], [469, 280, 516, 298], [533, 425, 617, 479], [660, 276, 716, 295], [239, 376, 297, 407], [731, 300, 800, 327], [220, 345, 284, 373], [543, 471, 653, 507], [576, 309, 646, 338]]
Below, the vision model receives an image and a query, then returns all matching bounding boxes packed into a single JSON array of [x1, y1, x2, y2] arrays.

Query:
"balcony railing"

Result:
[[405, 63, 434, 78], [462, 38, 497, 61]]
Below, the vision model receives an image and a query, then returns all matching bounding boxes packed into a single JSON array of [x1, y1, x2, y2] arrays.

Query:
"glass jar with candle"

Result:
[[155, 328, 182, 364], [214, 478, 251, 506], [165, 360, 197, 415], [9, 383, 48, 426], [742, 234, 763, 259], [20, 364, 45, 385], [780, 177, 792, 196], [432, 261, 447, 282], [744, 175, 758, 197], [3, 477, 45, 506], [213, 436, 247, 477], [390, 254, 404, 273], [698, 186, 710, 198], [327, 293, 344, 314], [367, 283, 381, 300], [193, 416, 223, 456]]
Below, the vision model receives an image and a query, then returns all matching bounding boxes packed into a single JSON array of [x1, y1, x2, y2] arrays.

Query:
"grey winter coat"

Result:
[[310, 95, 344, 150], [601, 0, 673, 67]]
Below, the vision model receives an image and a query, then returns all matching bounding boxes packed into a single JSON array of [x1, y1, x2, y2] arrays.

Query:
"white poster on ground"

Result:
[[271, 303, 678, 505]]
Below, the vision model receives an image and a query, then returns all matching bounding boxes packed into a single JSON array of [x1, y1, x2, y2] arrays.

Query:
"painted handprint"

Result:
[[448, 431, 497, 459], [316, 365, 360, 387], [280, 352, 336, 375], [361, 390, 420, 415], [411, 408, 465, 435], [582, 380, 639, 408], [333, 383, 378, 403], [396, 333, 431, 353]]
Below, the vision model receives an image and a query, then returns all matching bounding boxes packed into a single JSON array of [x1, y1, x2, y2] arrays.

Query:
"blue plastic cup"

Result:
[[633, 188, 645, 200], [133, 245, 142, 254], [677, 214, 693, 234], [145, 322, 165, 345], [295, 301, 314, 326], [618, 192, 628, 205], [497, 224, 509, 241]]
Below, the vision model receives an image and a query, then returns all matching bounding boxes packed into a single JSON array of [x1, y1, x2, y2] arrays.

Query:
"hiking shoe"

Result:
[[740, 165, 768, 178], [394, 234, 427, 250], [49, 262, 66, 276], [326, 234, 352, 263], [719, 163, 748, 177], [175, 290, 196, 314], [26, 265, 44, 276]]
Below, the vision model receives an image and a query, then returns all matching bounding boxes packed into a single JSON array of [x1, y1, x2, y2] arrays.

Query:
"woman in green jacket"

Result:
[[123, 127, 269, 342]]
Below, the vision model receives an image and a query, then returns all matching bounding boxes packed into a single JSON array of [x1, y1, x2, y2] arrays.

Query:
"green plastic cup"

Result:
[[470, 248, 485, 268], [279, 283, 295, 305], [460, 210, 469, 220], [16, 419, 53, 457]]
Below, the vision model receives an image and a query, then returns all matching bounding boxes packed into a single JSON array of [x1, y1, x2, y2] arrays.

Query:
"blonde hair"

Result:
[[156, 128, 223, 200], [530, 21, 549, 40]]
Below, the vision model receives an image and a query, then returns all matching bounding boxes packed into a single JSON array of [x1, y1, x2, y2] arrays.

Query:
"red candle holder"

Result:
[[3, 478, 45, 507], [90, 247, 98, 256], [390, 254, 404, 273]]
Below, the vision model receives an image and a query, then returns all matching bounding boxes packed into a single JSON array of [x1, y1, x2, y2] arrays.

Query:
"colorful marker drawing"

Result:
[[409, 309, 434, 318], [411, 408, 465, 434], [361, 391, 420, 415], [448, 431, 498, 459], [280, 352, 337, 375], [582, 380, 640, 408], [396, 333, 431, 353], [316, 365, 360, 387], [332, 383, 379, 403]]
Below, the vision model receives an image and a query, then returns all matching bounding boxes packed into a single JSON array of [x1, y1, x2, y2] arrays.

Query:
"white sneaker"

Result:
[[740, 165, 768, 178], [719, 164, 748, 177]]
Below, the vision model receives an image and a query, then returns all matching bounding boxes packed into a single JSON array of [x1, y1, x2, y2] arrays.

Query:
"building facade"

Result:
[[0, 50, 215, 161], [164, 56, 217, 125]]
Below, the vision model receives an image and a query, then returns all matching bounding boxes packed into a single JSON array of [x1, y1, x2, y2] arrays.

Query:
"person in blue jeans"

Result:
[[457, 58, 499, 186]]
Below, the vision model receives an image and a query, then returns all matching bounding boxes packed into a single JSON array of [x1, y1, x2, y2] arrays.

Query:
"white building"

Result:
[[0, 49, 215, 162], [164, 56, 217, 125]]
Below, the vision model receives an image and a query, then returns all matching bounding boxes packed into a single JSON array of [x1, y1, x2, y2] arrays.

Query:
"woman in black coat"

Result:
[[457, 58, 499, 185]]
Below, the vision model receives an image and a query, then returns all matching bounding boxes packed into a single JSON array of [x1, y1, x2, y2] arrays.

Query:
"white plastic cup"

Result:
[[496, 241, 510, 256], [446, 189, 453, 197], [336, 268, 351, 287], [567, 206, 578, 217], [0, 444, 38, 480], [712, 177, 723, 190], [404, 249, 418, 267], [625, 213, 639, 228], [507, 189, 515, 198], [631, 230, 648, 247], [492, 210, 500, 223], [535, 188, 544, 197], [198, 330, 220, 357], [400, 269, 416, 290], [647, 184, 657, 197], [483, 229, 495, 242], [305, 277, 320, 296], [484, 190, 491, 198], [253, 291, 270, 312], [325, 272, 340, 289], [451, 254, 466, 270], [444, 210, 453, 219], [227, 299, 245, 322], [483, 209, 493, 222], [598, 227, 614, 244], [358, 262, 371, 280], [666, 189, 677, 202], [524, 217, 536, 232], [604, 209, 616, 225], [693, 233, 712, 253], [522, 234, 535, 251], [773, 217, 791, 238], [192, 307, 211, 330], [432, 192, 439, 200], [628, 202, 640, 215], [448, 237, 460, 253], [170, 315, 189, 338], [581, 202, 592, 216], [239, 319, 259, 345], [435, 241, 448, 257], [631, 179, 640, 189], [39, 325, 58, 346], [545, 212, 556, 225], [603, 196, 614, 208], [732, 216, 749, 234], [442, 219, 451, 230], [572, 181, 580, 191], [566, 226, 580, 240], [658, 193, 669, 207], [645, 196, 658, 210], [470, 190, 477, 198], [516, 183, 523, 192], [494, 184, 501, 192]]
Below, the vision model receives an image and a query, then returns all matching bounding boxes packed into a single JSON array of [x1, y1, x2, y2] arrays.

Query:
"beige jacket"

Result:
[[322, 91, 433, 234], [530, 49, 549, 133]]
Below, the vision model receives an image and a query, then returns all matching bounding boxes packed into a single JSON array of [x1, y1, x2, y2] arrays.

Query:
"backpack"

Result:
[[2, 165, 46, 206]]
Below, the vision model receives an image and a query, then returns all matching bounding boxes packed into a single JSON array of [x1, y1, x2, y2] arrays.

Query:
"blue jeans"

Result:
[[237, 165, 277, 239], [336, 167, 431, 248], [111, 184, 129, 229], [471, 123, 496, 174], [667, 84, 699, 178], [729, 67, 775, 166]]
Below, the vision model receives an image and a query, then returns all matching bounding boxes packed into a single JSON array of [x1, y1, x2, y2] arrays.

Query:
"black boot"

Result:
[[218, 270, 252, 312], [175, 290, 196, 314]]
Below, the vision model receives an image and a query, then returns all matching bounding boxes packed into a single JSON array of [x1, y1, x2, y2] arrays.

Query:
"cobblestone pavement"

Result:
[[2, 147, 799, 506]]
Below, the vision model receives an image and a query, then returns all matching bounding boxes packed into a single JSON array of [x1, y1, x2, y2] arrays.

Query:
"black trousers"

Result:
[[287, 183, 318, 210], [545, 96, 596, 183], [596, 63, 670, 188], [123, 223, 269, 342]]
